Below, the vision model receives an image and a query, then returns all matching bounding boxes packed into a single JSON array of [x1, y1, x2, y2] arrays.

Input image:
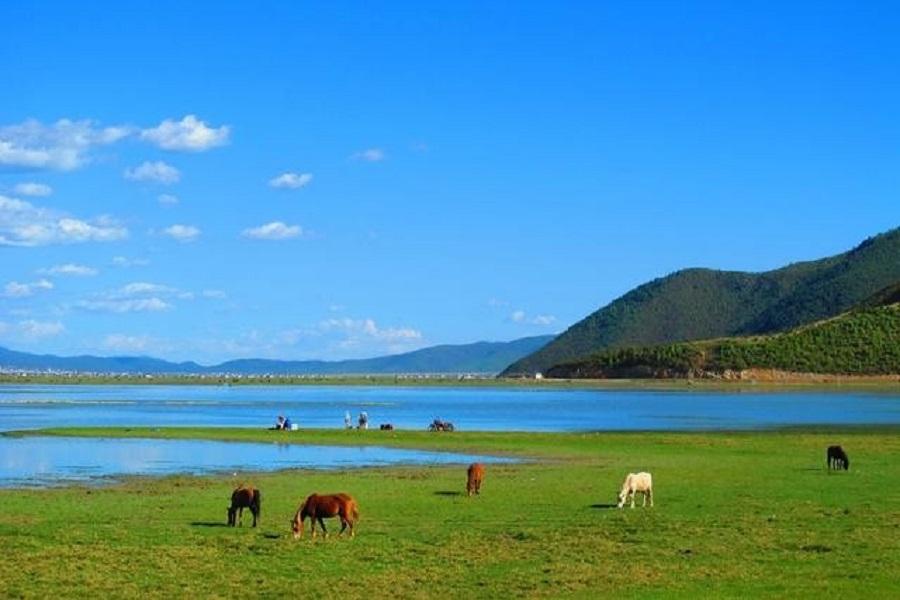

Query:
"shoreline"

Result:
[[2, 372, 900, 392]]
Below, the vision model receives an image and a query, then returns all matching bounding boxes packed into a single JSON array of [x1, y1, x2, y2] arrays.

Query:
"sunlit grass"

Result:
[[2, 428, 898, 597]]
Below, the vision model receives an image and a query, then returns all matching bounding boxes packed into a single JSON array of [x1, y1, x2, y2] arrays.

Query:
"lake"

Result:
[[0, 435, 514, 488], [2, 383, 900, 432]]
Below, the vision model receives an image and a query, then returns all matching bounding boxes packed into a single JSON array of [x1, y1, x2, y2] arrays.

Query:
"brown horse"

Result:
[[467, 463, 485, 496], [227, 485, 261, 527], [291, 493, 359, 539]]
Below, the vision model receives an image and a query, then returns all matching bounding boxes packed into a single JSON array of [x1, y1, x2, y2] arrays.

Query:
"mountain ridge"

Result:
[[502, 227, 900, 375], [0, 335, 554, 376]]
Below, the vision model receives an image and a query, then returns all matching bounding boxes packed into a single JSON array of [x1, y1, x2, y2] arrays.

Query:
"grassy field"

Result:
[[2, 427, 899, 598]]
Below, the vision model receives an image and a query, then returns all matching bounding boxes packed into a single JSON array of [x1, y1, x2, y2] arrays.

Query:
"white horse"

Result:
[[617, 472, 653, 508]]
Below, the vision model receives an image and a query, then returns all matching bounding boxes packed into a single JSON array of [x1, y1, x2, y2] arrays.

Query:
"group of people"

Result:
[[271, 411, 371, 431], [345, 411, 368, 430], [271, 415, 295, 431]]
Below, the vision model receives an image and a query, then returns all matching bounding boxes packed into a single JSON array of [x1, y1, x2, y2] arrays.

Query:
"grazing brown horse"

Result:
[[467, 463, 485, 496], [291, 493, 359, 539], [227, 485, 261, 527]]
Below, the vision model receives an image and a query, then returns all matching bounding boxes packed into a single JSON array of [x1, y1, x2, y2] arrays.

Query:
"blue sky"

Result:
[[1, 2, 898, 363]]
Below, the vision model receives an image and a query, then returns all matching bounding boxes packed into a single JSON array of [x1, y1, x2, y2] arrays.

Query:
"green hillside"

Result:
[[503, 227, 900, 376], [545, 301, 900, 378]]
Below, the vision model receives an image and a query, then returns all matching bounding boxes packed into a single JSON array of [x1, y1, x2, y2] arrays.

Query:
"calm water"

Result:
[[1, 384, 899, 432], [0, 436, 513, 488]]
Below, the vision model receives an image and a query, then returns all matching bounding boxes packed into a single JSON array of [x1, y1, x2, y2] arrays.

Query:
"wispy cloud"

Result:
[[320, 317, 422, 342], [157, 193, 179, 205], [510, 310, 557, 326], [78, 297, 172, 313], [3, 279, 53, 298], [269, 172, 313, 189], [19, 319, 65, 339], [140, 115, 230, 152], [352, 148, 386, 162], [76, 281, 187, 314], [242, 221, 302, 240], [112, 256, 150, 268], [38, 263, 98, 277], [161, 224, 200, 242], [13, 182, 53, 197], [101, 333, 154, 352], [124, 161, 180, 185], [0, 195, 127, 246], [0, 118, 130, 171]]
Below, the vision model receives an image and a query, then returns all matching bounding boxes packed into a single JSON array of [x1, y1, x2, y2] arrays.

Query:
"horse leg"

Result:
[[318, 517, 328, 538], [648, 488, 654, 507], [642, 491, 647, 507], [630, 492, 635, 508], [252, 508, 258, 528], [310, 516, 317, 538], [238, 507, 244, 526]]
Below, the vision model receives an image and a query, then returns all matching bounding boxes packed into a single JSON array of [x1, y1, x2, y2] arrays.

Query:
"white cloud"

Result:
[[140, 115, 230, 151], [510, 309, 557, 326], [320, 317, 422, 342], [531, 314, 557, 326], [0, 118, 130, 171], [78, 298, 172, 313], [39, 263, 98, 277], [101, 334, 153, 352], [269, 172, 313, 189], [162, 224, 200, 242], [13, 182, 52, 197], [242, 221, 301, 240], [157, 193, 179, 205], [124, 161, 180, 185], [75, 280, 193, 314], [19, 319, 65, 339], [201, 289, 227, 299], [112, 256, 150, 268], [352, 148, 386, 162], [119, 282, 175, 296], [3, 279, 53, 298], [0, 194, 127, 246]]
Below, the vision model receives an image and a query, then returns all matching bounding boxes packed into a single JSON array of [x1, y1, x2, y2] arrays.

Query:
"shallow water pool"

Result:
[[0, 435, 514, 488]]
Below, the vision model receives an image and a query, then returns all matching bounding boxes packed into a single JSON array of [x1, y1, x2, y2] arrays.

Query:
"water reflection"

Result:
[[0, 436, 514, 488]]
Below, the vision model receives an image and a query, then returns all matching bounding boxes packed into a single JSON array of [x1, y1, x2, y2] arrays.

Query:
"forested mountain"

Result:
[[503, 228, 900, 376], [545, 296, 900, 378]]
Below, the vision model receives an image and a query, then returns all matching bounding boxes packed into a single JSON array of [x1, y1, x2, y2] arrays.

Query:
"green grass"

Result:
[[2, 427, 900, 598]]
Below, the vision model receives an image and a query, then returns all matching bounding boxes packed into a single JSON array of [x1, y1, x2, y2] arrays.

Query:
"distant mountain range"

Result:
[[546, 283, 900, 379], [503, 227, 900, 376], [0, 335, 554, 376]]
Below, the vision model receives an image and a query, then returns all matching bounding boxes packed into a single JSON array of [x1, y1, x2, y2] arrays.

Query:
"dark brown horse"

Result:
[[827, 445, 850, 471], [379, 423, 394, 431], [227, 485, 261, 527], [467, 463, 485, 496], [291, 493, 359, 539]]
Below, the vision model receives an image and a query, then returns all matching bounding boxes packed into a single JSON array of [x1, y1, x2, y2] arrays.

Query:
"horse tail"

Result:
[[253, 489, 261, 515], [351, 501, 360, 523]]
